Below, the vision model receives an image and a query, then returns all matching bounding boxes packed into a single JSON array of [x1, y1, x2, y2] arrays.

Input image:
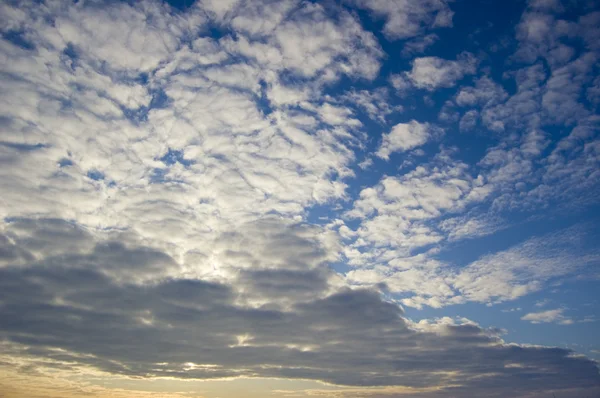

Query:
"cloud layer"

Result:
[[1, 0, 599, 397]]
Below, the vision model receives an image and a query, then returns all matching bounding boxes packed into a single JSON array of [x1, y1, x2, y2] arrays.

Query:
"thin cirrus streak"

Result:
[[0, 0, 599, 397]]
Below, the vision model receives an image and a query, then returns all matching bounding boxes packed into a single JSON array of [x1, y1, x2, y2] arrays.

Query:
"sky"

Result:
[[0, 0, 599, 397]]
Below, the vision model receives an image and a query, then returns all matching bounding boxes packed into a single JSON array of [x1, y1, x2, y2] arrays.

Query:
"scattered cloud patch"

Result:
[[376, 120, 435, 159], [522, 308, 573, 325], [407, 53, 478, 90], [348, 0, 454, 40]]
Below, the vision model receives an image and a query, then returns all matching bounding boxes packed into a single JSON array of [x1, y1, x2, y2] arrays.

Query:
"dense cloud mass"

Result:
[[0, 0, 599, 397], [1, 218, 599, 396]]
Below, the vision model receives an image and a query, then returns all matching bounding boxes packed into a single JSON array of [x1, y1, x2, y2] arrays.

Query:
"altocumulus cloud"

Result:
[[0, 0, 599, 398]]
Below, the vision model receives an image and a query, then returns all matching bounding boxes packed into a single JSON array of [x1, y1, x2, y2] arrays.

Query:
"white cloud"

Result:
[[535, 299, 551, 307], [314, 103, 362, 127], [542, 53, 595, 124], [340, 88, 401, 123], [229, 0, 297, 37], [501, 307, 522, 313], [458, 109, 478, 132], [389, 73, 413, 96], [271, 3, 383, 80], [54, 1, 189, 72], [455, 77, 508, 108], [407, 53, 478, 90], [345, 217, 598, 308], [358, 157, 374, 170], [0, 0, 378, 247], [522, 308, 573, 325], [349, 0, 454, 40], [343, 155, 493, 293], [439, 213, 505, 241], [216, 2, 384, 84], [376, 120, 433, 159], [452, 227, 600, 304]]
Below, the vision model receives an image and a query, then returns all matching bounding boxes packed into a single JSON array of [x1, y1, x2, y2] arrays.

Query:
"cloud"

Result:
[[376, 120, 434, 159], [407, 53, 478, 90], [455, 77, 508, 108], [438, 213, 505, 241], [268, 3, 383, 80], [1, 0, 600, 397], [344, 217, 598, 309], [348, 0, 454, 40], [522, 308, 573, 325], [447, 18, 600, 211], [213, 1, 384, 82], [340, 88, 401, 123], [511, 3, 589, 67], [535, 299, 551, 307], [542, 52, 595, 124], [458, 109, 478, 132], [402, 33, 439, 56], [502, 307, 522, 313], [528, 0, 564, 12], [452, 226, 600, 304], [389, 73, 413, 96], [341, 153, 499, 305], [0, 218, 598, 396], [0, 0, 383, 244]]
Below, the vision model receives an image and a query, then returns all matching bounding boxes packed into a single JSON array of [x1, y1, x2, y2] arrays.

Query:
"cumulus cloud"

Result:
[[376, 120, 434, 159], [455, 77, 508, 108], [389, 72, 413, 95], [407, 53, 478, 90]]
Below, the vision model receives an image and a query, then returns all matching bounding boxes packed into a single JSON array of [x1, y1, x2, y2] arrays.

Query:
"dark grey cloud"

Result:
[[0, 218, 598, 396], [236, 267, 331, 305]]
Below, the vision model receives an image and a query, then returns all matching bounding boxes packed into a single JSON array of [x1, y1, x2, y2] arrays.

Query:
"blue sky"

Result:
[[0, 0, 599, 397]]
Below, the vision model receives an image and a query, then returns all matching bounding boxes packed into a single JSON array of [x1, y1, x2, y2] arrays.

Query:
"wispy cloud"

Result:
[[522, 308, 573, 325]]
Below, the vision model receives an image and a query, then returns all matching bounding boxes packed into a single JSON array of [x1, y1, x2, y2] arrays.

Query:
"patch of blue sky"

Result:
[[159, 148, 194, 167], [256, 79, 274, 116], [0, 142, 47, 151], [134, 72, 149, 85], [58, 158, 73, 167], [122, 87, 170, 123], [150, 168, 169, 184], [2, 30, 35, 50], [86, 169, 105, 181], [61, 42, 79, 70], [447, 203, 600, 260]]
